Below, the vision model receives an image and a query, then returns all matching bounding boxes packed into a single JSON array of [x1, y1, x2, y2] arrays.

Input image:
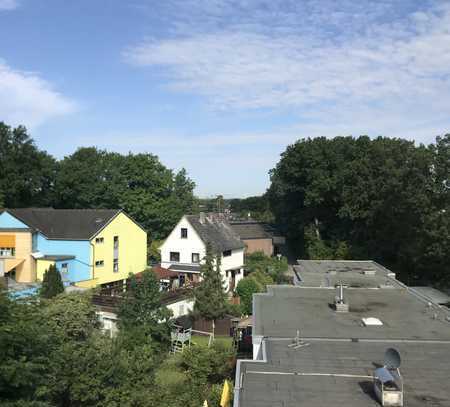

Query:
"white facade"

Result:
[[160, 215, 244, 292], [166, 297, 195, 319], [161, 216, 206, 266]]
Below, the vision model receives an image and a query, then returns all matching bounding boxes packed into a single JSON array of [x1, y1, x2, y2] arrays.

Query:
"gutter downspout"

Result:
[[90, 241, 95, 281]]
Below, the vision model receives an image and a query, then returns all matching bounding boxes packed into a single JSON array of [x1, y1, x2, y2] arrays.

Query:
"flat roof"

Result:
[[253, 286, 450, 340], [411, 286, 450, 305], [236, 283, 450, 407], [237, 339, 450, 407], [294, 260, 401, 288]]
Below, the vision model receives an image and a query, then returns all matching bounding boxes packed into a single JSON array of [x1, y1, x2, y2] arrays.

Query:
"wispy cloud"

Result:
[[0, 0, 19, 11], [0, 61, 77, 128], [124, 0, 450, 143]]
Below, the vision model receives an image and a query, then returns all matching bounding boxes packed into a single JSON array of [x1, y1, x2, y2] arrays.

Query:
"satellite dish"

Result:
[[384, 348, 401, 369]]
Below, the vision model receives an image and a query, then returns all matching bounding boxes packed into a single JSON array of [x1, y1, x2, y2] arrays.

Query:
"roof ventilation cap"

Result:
[[334, 282, 349, 312]]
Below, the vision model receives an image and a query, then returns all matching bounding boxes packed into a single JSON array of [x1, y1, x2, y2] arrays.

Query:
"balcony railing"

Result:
[[0, 248, 15, 257]]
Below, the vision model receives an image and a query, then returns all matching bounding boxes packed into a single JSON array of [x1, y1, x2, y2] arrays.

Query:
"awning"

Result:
[[4, 258, 25, 274], [169, 264, 202, 273], [0, 235, 15, 247]]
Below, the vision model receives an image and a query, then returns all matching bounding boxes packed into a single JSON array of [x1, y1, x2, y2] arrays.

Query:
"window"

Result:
[[181, 228, 188, 239], [61, 263, 68, 272], [170, 251, 180, 262], [113, 259, 119, 273], [223, 250, 232, 257], [95, 260, 104, 267], [113, 236, 119, 249], [95, 237, 104, 244], [192, 253, 200, 263], [0, 248, 15, 257]]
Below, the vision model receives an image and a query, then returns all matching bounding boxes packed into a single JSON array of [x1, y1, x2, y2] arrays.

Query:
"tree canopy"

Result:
[[268, 135, 450, 287], [118, 270, 172, 341], [0, 122, 196, 240], [40, 264, 64, 299], [0, 122, 56, 208], [194, 244, 228, 326]]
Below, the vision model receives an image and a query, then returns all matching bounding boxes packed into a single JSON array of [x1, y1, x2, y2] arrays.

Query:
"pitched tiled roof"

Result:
[[186, 214, 244, 253], [2, 208, 121, 240], [229, 221, 273, 239]]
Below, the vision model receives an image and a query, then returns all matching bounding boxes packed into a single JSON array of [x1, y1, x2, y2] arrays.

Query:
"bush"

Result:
[[236, 277, 262, 315], [245, 251, 288, 284]]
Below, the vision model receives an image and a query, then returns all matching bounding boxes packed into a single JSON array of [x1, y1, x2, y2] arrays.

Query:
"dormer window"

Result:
[[181, 228, 188, 239]]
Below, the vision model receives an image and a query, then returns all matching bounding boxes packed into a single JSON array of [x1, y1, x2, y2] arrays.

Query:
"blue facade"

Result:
[[35, 233, 92, 283], [0, 212, 29, 229]]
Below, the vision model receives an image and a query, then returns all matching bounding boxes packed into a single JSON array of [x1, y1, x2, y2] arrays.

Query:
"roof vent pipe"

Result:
[[335, 282, 349, 312]]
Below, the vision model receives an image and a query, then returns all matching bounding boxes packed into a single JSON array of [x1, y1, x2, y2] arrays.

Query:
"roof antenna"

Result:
[[288, 329, 310, 349]]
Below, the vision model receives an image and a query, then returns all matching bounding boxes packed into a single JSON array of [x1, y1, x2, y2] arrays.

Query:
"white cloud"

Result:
[[0, 61, 76, 128], [0, 0, 19, 11], [126, 2, 450, 109], [125, 1, 450, 143]]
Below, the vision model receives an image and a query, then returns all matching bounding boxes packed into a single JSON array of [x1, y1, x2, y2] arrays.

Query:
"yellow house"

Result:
[[0, 208, 147, 288], [88, 211, 148, 287]]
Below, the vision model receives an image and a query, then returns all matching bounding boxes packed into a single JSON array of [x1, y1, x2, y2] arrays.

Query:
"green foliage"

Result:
[[0, 122, 56, 208], [229, 195, 274, 222], [152, 343, 235, 407], [269, 135, 450, 287], [226, 302, 243, 317], [148, 239, 163, 263], [54, 148, 195, 239], [245, 251, 288, 283], [40, 293, 98, 341], [236, 277, 262, 315], [40, 264, 64, 299], [0, 291, 49, 404], [0, 123, 196, 240], [194, 244, 228, 323], [118, 270, 172, 342], [249, 270, 274, 288]]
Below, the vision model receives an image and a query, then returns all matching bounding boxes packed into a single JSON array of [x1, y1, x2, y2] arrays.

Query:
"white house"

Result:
[[160, 213, 245, 292]]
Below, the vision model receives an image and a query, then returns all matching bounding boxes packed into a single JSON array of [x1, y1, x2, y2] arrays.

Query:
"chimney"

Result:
[[199, 212, 206, 224]]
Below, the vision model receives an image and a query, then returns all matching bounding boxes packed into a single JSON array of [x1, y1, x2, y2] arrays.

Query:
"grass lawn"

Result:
[[191, 334, 233, 348]]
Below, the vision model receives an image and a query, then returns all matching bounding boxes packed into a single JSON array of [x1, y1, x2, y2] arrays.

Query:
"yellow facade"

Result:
[[0, 231, 35, 283], [36, 259, 55, 281], [75, 278, 99, 288], [87, 212, 147, 286]]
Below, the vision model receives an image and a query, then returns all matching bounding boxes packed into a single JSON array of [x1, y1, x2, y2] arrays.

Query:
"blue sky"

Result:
[[1, 0, 449, 197]]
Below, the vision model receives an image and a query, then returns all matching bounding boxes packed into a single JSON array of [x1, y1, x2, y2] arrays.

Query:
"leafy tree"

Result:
[[0, 291, 50, 404], [0, 122, 56, 208], [40, 292, 98, 341], [194, 244, 228, 335], [268, 135, 450, 287], [54, 148, 195, 239], [40, 264, 64, 299], [118, 270, 172, 342], [229, 195, 274, 222], [249, 270, 274, 288], [236, 277, 262, 315], [148, 239, 163, 264], [245, 251, 288, 283]]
